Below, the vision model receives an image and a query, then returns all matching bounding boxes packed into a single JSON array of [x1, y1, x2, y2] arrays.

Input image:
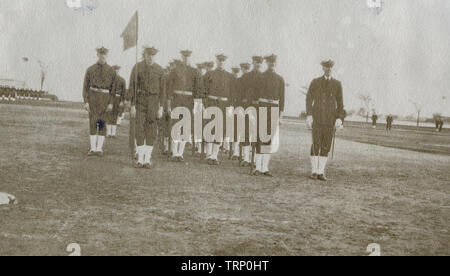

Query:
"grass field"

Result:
[[0, 103, 449, 256]]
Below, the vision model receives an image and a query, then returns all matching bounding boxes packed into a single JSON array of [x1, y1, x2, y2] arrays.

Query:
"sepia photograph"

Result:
[[0, 0, 449, 260]]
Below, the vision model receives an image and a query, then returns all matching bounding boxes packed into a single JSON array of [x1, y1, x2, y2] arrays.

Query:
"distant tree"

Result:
[[410, 101, 422, 128]]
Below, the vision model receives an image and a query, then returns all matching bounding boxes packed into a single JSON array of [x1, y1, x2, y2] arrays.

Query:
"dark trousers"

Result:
[[311, 124, 334, 157], [106, 97, 121, 124], [88, 91, 110, 136]]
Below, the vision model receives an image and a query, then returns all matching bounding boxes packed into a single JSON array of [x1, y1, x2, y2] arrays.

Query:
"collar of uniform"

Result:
[[323, 75, 332, 81], [97, 61, 107, 66]]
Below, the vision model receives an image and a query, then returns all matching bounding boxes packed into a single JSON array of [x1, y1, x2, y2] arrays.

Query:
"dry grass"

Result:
[[0, 104, 449, 256]]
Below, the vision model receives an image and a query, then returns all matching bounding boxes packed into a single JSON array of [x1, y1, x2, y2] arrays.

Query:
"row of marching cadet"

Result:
[[0, 86, 57, 102]]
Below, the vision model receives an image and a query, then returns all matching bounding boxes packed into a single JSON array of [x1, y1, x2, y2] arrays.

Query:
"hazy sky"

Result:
[[1, 0, 449, 117]]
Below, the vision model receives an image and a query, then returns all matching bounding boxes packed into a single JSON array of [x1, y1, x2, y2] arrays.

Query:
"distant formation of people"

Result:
[[386, 115, 394, 131], [435, 118, 444, 132], [0, 86, 54, 102]]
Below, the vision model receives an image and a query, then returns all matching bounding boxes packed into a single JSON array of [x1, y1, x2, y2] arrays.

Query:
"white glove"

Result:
[[130, 106, 136, 118], [106, 104, 113, 112], [84, 103, 90, 112], [335, 119, 343, 129], [157, 106, 164, 119], [306, 115, 313, 128]]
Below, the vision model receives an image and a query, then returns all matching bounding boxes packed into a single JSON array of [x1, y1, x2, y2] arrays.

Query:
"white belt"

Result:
[[115, 94, 122, 97], [174, 90, 193, 96], [259, 98, 279, 105], [90, 87, 110, 93], [208, 96, 228, 102]]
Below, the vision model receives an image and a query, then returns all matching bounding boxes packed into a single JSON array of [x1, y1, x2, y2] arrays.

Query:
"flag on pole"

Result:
[[121, 11, 138, 51]]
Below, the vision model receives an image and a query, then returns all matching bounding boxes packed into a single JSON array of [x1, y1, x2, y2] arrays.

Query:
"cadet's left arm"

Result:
[[109, 72, 117, 106], [280, 76, 285, 113], [336, 81, 344, 121]]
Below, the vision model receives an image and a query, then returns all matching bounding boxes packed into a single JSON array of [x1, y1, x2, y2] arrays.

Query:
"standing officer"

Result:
[[203, 54, 233, 165], [306, 59, 344, 181], [372, 113, 378, 129], [230, 67, 241, 160], [166, 50, 202, 162], [129, 46, 165, 169], [106, 65, 126, 138], [82, 47, 117, 157], [252, 55, 285, 176], [240, 57, 263, 167]]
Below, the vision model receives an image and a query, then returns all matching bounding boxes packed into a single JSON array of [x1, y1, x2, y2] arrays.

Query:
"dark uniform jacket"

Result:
[[129, 61, 165, 109], [83, 62, 117, 111], [238, 70, 262, 107], [166, 63, 202, 108], [203, 68, 233, 106], [306, 76, 344, 126], [230, 75, 241, 107], [258, 70, 285, 112], [114, 76, 126, 103]]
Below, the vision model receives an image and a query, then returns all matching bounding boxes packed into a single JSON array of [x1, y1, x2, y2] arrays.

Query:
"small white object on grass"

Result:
[[0, 192, 18, 205]]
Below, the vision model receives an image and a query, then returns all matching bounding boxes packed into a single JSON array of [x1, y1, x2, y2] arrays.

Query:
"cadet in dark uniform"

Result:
[[240, 57, 263, 167], [203, 54, 233, 165], [306, 60, 344, 181], [106, 65, 126, 138], [252, 55, 285, 176], [230, 67, 241, 160], [82, 47, 117, 157], [128, 46, 164, 168], [386, 115, 393, 131], [372, 113, 378, 129], [166, 51, 202, 162]]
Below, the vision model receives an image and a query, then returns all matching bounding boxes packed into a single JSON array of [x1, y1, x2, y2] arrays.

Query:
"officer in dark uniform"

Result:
[[82, 47, 117, 157], [306, 59, 344, 181], [239, 57, 263, 167], [106, 65, 126, 138], [230, 67, 241, 160], [203, 54, 233, 165], [372, 113, 378, 129], [128, 46, 164, 168], [166, 50, 202, 162], [252, 55, 285, 176]]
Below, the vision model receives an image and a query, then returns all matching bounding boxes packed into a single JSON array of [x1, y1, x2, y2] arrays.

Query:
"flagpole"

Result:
[[134, 11, 138, 108]]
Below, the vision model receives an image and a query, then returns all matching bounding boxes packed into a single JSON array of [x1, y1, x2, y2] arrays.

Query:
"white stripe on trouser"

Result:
[[255, 154, 263, 172], [137, 146, 144, 164], [106, 125, 112, 136], [243, 146, 250, 162], [318, 157, 328, 175], [179, 141, 186, 157], [164, 138, 169, 151], [90, 135, 97, 151], [197, 142, 202, 154], [212, 144, 221, 160], [310, 156, 318, 174], [171, 141, 179, 157], [233, 142, 239, 157], [96, 135, 105, 152], [144, 146, 153, 165], [111, 125, 117, 136], [262, 154, 271, 173], [205, 143, 213, 158]]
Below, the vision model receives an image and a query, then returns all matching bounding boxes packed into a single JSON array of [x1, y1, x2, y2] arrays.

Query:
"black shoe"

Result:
[[317, 174, 327, 181], [252, 170, 262, 176], [263, 172, 273, 177], [240, 161, 250, 167], [206, 158, 213, 165], [134, 163, 144, 169], [211, 160, 219, 166], [309, 173, 318, 180], [178, 156, 184, 162], [87, 150, 96, 156], [143, 163, 152, 169]]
